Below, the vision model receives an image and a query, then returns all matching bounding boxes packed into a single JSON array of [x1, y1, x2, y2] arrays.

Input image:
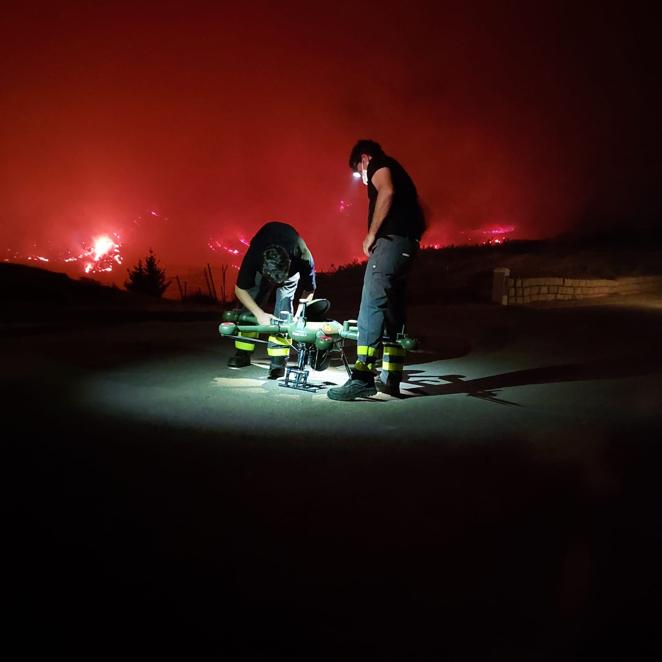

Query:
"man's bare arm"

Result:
[[363, 166, 394, 256], [293, 289, 315, 320], [234, 285, 272, 326]]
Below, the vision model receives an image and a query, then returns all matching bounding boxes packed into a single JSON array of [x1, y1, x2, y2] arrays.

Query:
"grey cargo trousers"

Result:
[[354, 235, 418, 385]]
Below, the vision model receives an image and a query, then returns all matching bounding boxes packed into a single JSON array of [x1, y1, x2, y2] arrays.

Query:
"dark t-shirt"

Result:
[[236, 221, 316, 291], [367, 154, 425, 240]]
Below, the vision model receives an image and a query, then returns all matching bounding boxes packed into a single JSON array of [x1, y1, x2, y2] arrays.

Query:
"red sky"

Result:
[[1, 1, 659, 284]]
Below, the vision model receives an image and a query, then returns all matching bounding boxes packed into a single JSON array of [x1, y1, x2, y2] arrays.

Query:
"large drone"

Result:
[[219, 298, 415, 392]]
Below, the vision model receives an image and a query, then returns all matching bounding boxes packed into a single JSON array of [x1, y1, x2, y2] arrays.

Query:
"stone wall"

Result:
[[491, 269, 662, 305]]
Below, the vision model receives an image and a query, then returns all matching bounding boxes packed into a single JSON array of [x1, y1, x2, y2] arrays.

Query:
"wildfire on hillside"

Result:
[[5, 233, 123, 274]]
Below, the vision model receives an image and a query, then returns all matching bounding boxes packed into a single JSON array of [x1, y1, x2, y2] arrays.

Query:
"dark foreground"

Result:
[[3, 298, 662, 660]]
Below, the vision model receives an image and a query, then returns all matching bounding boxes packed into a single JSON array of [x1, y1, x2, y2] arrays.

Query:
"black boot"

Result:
[[375, 376, 401, 397], [228, 350, 251, 368], [268, 357, 286, 380], [327, 376, 376, 401]]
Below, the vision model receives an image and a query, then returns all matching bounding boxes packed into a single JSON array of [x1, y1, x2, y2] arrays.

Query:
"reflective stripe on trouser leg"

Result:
[[354, 345, 377, 373], [267, 335, 291, 358], [380, 343, 405, 385], [235, 331, 258, 352]]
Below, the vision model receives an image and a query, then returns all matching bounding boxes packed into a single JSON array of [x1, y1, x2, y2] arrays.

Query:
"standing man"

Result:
[[328, 140, 425, 400], [228, 221, 316, 379]]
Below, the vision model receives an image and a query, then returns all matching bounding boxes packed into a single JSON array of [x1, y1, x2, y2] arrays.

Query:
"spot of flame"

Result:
[[92, 235, 115, 261]]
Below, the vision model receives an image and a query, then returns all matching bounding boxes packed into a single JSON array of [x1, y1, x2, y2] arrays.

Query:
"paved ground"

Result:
[[4, 297, 662, 659]]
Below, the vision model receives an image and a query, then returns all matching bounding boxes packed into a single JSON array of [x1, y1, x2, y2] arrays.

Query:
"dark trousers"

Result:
[[354, 235, 418, 383]]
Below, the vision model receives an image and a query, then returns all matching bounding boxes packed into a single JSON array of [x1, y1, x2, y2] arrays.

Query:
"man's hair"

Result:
[[348, 139, 384, 170], [262, 244, 291, 284]]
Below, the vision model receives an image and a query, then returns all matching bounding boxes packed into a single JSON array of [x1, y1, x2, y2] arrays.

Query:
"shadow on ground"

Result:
[[400, 355, 662, 403]]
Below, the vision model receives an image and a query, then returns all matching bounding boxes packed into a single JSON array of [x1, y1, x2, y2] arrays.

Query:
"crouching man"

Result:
[[228, 221, 316, 379]]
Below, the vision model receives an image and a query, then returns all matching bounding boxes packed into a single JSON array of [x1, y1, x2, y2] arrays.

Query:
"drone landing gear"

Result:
[[278, 339, 351, 392], [280, 364, 322, 392], [279, 341, 326, 392]]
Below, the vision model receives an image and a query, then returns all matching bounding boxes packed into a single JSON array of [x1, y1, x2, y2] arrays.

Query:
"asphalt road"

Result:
[[4, 297, 662, 659]]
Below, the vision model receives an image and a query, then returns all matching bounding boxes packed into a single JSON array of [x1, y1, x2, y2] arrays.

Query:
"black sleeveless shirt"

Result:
[[366, 154, 425, 240]]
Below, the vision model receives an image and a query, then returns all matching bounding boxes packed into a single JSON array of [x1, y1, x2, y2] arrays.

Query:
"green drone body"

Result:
[[218, 309, 416, 352], [218, 300, 416, 391], [220, 310, 355, 350]]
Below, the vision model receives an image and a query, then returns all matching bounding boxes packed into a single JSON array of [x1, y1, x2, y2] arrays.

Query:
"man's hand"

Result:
[[255, 311, 272, 326], [363, 232, 377, 257], [235, 285, 273, 326], [293, 291, 315, 321]]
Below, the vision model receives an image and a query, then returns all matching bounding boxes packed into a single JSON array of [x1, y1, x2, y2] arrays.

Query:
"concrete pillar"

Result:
[[492, 268, 511, 305]]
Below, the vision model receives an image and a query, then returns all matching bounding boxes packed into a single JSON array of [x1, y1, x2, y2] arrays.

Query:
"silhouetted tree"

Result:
[[125, 249, 171, 298]]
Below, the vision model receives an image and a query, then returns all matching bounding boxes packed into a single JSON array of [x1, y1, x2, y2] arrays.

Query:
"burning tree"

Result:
[[125, 249, 171, 298]]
